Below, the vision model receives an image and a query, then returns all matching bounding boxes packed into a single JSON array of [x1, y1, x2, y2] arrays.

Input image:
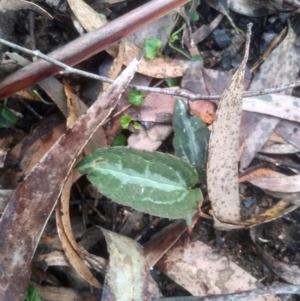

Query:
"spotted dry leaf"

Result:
[[207, 24, 252, 223]]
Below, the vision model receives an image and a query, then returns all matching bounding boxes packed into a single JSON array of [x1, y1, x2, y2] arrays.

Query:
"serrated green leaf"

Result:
[[24, 284, 41, 301], [120, 115, 132, 129], [143, 36, 163, 60], [172, 99, 210, 184], [76, 147, 202, 221], [128, 88, 145, 106]]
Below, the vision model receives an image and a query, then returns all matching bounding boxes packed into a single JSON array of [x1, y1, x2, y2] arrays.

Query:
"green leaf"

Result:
[[165, 78, 180, 87], [133, 121, 140, 129], [143, 36, 163, 60], [0, 107, 18, 128], [111, 134, 127, 146], [191, 54, 202, 62], [76, 147, 202, 221], [120, 115, 132, 129], [24, 284, 42, 301], [191, 11, 200, 21], [128, 89, 145, 106], [172, 99, 210, 184]]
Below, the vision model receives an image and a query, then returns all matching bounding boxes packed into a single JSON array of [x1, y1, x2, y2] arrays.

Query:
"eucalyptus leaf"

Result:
[[77, 147, 202, 222], [172, 99, 210, 184]]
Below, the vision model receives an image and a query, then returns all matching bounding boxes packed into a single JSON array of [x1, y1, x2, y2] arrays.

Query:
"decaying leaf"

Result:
[[240, 23, 300, 169], [155, 237, 280, 301], [77, 147, 202, 224], [0, 55, 141, 301], [101, 228, 159, 300], [207, 24, 252, 223]]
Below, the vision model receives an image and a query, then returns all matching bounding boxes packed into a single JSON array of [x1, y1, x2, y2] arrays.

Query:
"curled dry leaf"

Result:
[[100, 228, 159, 301], [207, 24, 252, 223], [249, 174, 300, 193]]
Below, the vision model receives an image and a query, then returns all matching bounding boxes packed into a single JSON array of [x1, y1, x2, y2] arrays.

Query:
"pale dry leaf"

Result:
[[34, 250, 69, 267], [155, 238, 280, 301], [101, 228, 159, 301], [249, 174, 300, 193], [260, 143, 299, 154], [122, 38, 196, 78], [207, 24, 252, 223], [243, 94, 300, 123], [240, 24, 300, 169]]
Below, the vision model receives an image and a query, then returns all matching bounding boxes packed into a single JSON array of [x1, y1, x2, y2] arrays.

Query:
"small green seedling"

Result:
[[143, 36, 163, 60], [128, 88, 145, 107], [120, 115, 140, 130], [76, 147, 203, 225]]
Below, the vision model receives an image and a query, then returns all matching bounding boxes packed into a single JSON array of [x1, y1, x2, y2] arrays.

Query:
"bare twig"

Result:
[[0, 38, 300, 101]]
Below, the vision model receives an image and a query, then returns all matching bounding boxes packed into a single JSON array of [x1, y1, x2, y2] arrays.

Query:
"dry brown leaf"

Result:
[[239, 167, 285, 183], [0, 55, 141, 301], [260, 143, 299, 154], [240, 23, 300, 169], [122, 38, 196, 78], [155, 238, 279, 301], [243, 94, 300, 123], [33, 283, 99, 301], [67, 0, 118, 57], [0, 114, 66, 189], [207, 24, 251, 223], [249, 174, 300, 193], [56, 175, 102, 288]]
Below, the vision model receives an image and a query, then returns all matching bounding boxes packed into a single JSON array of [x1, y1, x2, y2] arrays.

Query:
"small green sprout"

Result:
[[128, 89, 145, 107], [143, 36, 163, 60]]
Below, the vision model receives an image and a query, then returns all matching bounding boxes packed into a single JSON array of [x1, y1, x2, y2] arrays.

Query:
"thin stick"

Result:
[[0, 38, 300, 101]]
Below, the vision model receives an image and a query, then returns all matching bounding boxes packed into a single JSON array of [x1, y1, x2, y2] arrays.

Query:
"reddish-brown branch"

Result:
[[0, 0, 190, 100]]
